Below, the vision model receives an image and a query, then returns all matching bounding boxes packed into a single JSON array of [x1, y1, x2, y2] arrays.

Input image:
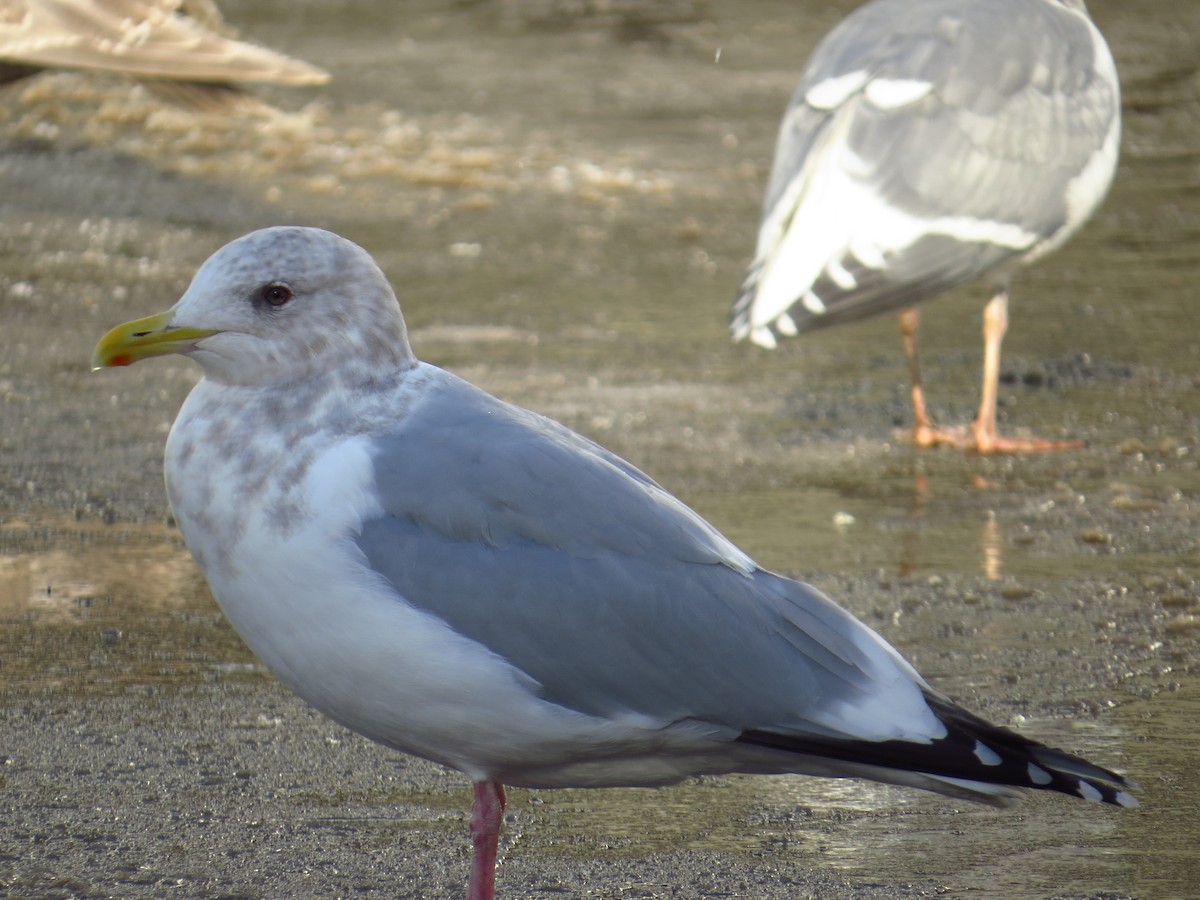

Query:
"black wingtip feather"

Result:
[[729, 264, 764, 340], [737, 689, 1138, 809]]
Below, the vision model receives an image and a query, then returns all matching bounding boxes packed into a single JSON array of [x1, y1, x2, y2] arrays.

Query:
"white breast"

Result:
[[163, 379, 667, 783]]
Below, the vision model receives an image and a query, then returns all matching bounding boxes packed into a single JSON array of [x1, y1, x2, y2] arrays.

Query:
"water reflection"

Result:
[[0, 516, 195, 618], [0, 515, 255, 691], [523, 712, 1149, 899], [1113, 680, 1200, 898], [901, 473, 1005, 581], [980, 513, 1003, 581], [694, 473, 1018, 582], [531, 679, 1200, 900]]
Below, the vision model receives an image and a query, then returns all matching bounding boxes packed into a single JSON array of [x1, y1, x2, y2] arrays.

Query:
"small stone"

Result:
[[1000, 584, 1034, 601], [1162, 592, 1195, 610], [1165, 614, 1200, 636], [1112, 496, 1164, 511]]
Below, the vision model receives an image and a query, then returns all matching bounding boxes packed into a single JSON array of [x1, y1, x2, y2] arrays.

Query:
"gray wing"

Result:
[[733, 0, 1120, 340], [355, 372, 931, 740]]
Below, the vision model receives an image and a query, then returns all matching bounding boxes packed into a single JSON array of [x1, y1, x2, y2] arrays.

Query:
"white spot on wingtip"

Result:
[[848, 233, 887, 270], [1077, 781, 1103, 803], [1027, 763, 1053, 785], [864, 78, 933, 109], [775, 312, 798, 336], [749, 326, 777, 349], [973, 740, 1002, 766], [826, 258, 857, 290], [802, 291, 826, 314], [1115, 790, 1139, 809], [805, 70, 870, 110]]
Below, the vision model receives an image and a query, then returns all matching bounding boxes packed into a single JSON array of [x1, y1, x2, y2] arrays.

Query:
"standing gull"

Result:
[[731, 0, 1121, 453], [93, 227, 1136, 899]]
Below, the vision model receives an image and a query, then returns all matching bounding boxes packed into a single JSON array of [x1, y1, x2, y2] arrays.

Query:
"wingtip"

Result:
[[1114, 789, 1140, 809]]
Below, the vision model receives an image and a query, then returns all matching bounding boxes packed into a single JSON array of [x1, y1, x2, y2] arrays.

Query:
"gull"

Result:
[[0, 0, 329, 92], [731, 0, 1121, 453], [93, 227, 1136, 899]]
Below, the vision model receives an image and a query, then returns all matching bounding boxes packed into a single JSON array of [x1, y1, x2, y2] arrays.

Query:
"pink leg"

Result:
[[971, 290, 1007, 452], [468, 781, 506, 900], [897, 295, 1082, 454], [969, 291, 1082, 454], [897, 306, 969, 448]]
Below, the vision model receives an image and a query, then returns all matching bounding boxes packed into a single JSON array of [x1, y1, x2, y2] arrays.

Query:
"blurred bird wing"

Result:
[[733, 0, 1119, 342], [0, 0, 329, 85]]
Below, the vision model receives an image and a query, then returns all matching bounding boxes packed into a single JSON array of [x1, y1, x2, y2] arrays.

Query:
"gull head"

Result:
[[92, 227, 416, 386]]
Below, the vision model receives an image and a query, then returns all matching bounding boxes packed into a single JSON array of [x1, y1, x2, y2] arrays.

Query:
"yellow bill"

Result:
[[92, 310, 218, 370]]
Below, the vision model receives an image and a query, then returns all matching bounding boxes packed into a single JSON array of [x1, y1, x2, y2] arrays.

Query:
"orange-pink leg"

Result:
[[898, 306, 969, 448], [969, 291, 1082, 454], [468, 781, 506, 900], [897, 296, 1082, 454]]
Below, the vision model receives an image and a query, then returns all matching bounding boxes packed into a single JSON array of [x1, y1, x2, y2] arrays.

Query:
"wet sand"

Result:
[[2, 0, 1199, 897]]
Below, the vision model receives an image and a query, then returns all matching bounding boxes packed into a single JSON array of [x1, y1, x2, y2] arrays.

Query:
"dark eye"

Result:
[[261, 282, 293, 307]]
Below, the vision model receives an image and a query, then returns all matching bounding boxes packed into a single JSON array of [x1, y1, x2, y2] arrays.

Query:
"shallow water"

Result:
[[1, 0, 1198, 897]]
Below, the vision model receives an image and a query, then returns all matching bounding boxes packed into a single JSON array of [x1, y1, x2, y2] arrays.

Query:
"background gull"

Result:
[[731, 0, 1121, 453], [0, 0, 329, 97], [93, 227, 1136, 900]]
